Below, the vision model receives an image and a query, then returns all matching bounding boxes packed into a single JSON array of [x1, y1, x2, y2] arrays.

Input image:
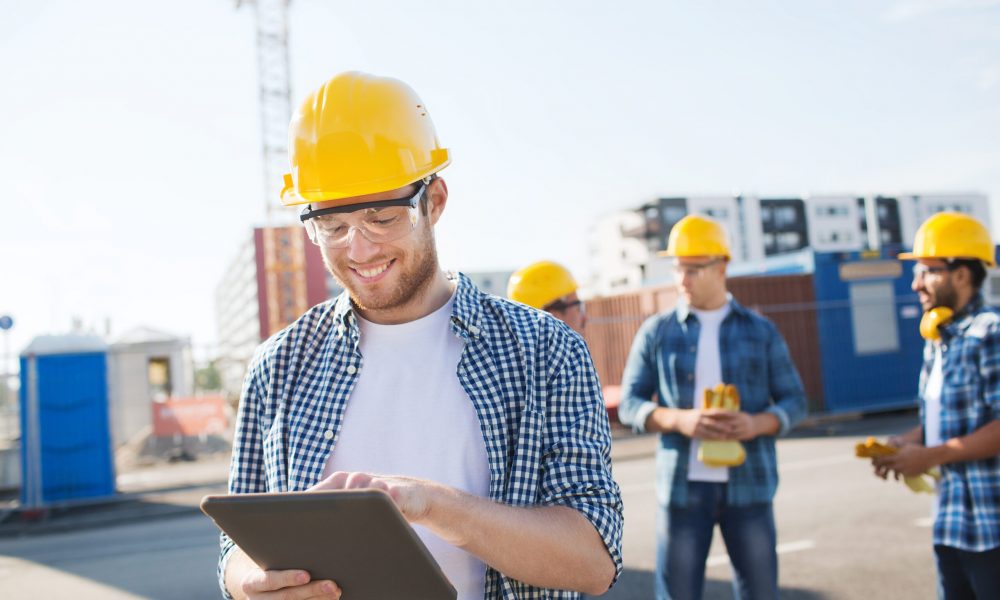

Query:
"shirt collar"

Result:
[[677, 292, 742, 323], [449, 272, 485, 341], [328, 271, 484, 341], [941, 293, 985, 339]]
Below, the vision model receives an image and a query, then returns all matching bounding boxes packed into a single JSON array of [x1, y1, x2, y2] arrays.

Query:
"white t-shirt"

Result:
[[322, 294, 490, 600], [687, 303, 732, 482], [923, 344, 944, 447]]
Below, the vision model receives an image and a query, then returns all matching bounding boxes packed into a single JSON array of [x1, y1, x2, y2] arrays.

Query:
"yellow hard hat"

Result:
[[659, 215, 731, 259], [280, 71, 451, 207], [507, 261, 578, 309], [898, 212, 995, 266]]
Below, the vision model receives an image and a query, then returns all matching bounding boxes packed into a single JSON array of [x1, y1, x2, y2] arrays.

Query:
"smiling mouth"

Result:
[[353, 260, 393, 279]]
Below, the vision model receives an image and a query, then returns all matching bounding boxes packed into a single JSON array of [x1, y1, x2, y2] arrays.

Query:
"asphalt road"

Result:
[[600, 411, 936, 599], [0, 412, 937, 599]]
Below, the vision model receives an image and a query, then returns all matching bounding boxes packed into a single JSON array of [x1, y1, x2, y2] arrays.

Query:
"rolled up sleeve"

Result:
[[217, 349, 271, 599], [539, 333, 624, 585], [618, 316, 662, 433], [764, 323, 807, 436]]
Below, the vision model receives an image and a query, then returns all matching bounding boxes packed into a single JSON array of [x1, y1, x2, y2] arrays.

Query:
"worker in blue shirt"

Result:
[[619, 214, 807, 600], [872, 212, 1000, 600], [218, 71, 622, 600]]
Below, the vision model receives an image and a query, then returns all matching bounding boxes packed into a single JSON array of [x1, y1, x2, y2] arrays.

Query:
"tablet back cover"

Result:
[[202, 490, 456, 600]]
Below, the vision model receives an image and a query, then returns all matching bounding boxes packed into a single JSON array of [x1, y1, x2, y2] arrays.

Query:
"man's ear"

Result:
[[953, 264, 973, 288], [426, 177, 448, 225]]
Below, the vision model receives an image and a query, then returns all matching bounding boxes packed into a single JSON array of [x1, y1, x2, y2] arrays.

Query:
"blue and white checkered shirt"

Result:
[[218, 273, 623, 599], [920, 294, 1000, 552], [617, 297, 807, 507]]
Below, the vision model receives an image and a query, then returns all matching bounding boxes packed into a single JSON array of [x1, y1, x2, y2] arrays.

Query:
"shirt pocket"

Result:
[[941, 363, 980, 414], [736, 340, 767, 389]]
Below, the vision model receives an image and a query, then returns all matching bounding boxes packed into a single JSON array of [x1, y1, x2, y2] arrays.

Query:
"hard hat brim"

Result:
[[656, 250, 730, 259], [897, 251, 996, 267]]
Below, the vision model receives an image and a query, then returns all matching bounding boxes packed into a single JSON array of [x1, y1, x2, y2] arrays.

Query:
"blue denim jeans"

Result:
[[655, 481, 778, 600], [935, 544, 1000, 599]]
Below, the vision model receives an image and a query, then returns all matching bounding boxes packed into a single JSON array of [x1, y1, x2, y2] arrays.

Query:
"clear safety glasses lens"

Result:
[[300, 183, 426, 248], [304, 205, 420, 248]]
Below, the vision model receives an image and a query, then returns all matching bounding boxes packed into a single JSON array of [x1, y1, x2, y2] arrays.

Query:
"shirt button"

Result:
[[469, 325, 481, 336], [323, 430, 335, 441], [689, 345, 696, 352], [346, 365, 357, 375], [687, 373, 694, 381]]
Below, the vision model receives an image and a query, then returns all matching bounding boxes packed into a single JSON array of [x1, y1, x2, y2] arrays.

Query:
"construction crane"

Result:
[[232, 0, 311, 352], [236, 0, 293, 220]]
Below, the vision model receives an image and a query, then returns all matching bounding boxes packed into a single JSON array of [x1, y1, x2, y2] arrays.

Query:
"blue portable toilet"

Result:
[[19, 334, 116, 507]]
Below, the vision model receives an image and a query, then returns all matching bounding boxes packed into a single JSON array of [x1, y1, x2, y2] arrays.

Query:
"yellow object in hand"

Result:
[[854, 437, 940, 494], [699, 384, 746, 468]]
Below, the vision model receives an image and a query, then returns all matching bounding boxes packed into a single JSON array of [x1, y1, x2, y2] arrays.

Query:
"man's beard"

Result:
[[325, 230, 440, 314], [930, 280, 959, 312]]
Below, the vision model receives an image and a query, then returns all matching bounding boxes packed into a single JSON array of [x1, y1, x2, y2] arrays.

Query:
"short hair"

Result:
[[418, 174, 439, 217], [950, 259, 987, 289]]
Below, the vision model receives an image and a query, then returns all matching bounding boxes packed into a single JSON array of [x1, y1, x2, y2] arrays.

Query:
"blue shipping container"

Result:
[[812, 251, 925, 413]]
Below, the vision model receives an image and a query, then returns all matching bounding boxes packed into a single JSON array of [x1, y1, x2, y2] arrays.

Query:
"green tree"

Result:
[[195, 360, 223, 392]]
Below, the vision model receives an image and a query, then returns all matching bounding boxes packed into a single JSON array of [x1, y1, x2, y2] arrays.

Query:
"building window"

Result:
[[875, 197, 902, 245], [148, 357, 172, 401], [760, 199, 807, 256], [817, 205, 849, 217], [775, 206, 797, 227]]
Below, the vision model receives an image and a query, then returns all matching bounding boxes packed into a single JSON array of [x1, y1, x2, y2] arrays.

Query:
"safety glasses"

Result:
[[545, 299, 585, 314], [299, 183, 426, 248], [912, 262, 955, 281], [671, 258, 722, 278]]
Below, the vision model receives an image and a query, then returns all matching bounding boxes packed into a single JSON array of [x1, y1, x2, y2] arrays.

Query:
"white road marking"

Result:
[[780, 455, 856, 472], [707, 539, 816, 567], [619, 454, 857, 493], [914, 517, 933, 528]]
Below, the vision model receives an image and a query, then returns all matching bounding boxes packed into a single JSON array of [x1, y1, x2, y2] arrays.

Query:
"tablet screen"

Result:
[[202, 489, 456, 600]]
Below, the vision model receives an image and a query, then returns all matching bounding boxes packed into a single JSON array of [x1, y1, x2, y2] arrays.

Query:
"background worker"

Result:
[[219, 72, 622, 600], [507, 261, 587, 335], [618, 214, 807, 600], [872, 212, 1000, 599]]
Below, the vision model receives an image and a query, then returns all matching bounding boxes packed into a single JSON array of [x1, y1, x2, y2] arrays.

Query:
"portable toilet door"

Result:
[[19, 334, 116, 508]]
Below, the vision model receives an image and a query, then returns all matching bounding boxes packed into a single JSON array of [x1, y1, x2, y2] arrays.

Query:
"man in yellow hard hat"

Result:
[[618, 214, 807, 600], [869, 212, 1000, 598], [507, 261, 586, 335], [219, 72, 622, 600]]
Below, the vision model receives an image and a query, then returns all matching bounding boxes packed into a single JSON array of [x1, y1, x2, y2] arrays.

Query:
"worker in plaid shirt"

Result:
[[873, 212, 1000, 600], [218, 72, 622, 600]]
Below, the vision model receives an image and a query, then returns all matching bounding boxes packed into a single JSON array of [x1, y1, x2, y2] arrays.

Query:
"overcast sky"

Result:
[[1, 0, 998, 365]]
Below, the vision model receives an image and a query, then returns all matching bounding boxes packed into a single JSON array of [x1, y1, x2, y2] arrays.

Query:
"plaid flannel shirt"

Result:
[[618, 296, 807, 507], [218, 272, 623, 599], [920, 294, 1000, 552]]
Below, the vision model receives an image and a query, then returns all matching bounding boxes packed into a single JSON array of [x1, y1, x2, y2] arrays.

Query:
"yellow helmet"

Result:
[[507, 261, 578, 309], [898, 212, 995, 266], [659, 215, 731, 259], [280, 71, 451, 207]]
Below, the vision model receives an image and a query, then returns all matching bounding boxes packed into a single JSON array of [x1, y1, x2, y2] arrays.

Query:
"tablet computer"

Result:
[[201, 489, 456, 600]]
